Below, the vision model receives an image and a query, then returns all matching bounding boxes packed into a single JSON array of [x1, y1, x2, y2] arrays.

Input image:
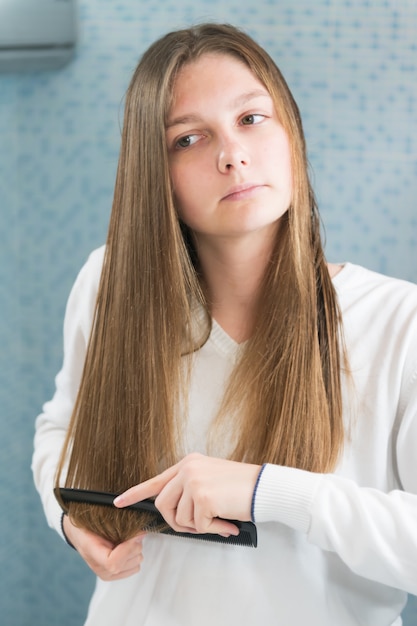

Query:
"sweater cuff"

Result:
[[48, 491, 69, 542], [253, 463, 323, 534], [61, 513, 76, 550]]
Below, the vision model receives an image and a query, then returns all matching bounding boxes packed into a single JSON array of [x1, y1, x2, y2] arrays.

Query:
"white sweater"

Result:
[[33, 246, 417, 626]]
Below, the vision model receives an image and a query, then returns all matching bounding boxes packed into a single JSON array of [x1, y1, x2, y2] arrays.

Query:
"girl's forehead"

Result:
[[168, 53, 269, 113], [174, 52, 257, 85]]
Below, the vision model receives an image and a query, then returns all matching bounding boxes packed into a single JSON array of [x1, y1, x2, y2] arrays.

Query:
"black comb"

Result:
[[55, 487, 257, 548]]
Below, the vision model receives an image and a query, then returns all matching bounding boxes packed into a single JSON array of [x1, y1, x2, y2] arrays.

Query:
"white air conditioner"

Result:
[[0, 0, 77, 72]]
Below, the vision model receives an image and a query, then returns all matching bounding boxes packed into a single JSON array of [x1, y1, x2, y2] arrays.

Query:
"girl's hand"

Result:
[[114, 453, 262, 537], [62, 514, 145, 581]]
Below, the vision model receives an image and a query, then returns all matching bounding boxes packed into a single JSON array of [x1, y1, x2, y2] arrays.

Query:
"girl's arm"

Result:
[[32, 248, 103, 537], [116, 387, 417, 596], [33, 247, 147, 580]]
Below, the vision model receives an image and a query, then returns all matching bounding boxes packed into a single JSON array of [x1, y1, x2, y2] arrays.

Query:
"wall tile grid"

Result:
[[0, 1, 416, 624]]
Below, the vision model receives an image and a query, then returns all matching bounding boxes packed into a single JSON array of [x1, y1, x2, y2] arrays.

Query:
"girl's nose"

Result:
[[217, 137, 250, 173]]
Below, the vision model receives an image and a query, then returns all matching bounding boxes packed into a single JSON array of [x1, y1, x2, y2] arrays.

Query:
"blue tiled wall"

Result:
[[0, 1, 416, 624]]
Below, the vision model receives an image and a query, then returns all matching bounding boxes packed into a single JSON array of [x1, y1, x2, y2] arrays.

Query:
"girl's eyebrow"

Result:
[[166, 113, 203, 130], [166, 89, 270, 130]]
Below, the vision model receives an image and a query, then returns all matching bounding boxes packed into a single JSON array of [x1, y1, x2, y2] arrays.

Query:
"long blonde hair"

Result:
[[56, 23, 345, 544]]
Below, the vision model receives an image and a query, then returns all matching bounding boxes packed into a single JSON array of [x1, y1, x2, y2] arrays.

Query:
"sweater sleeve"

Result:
[[253, 374, 417, 596], [32, 247, 104, 539]]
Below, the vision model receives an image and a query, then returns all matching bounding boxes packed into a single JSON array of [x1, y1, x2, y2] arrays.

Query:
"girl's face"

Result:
[[166, 53, 292, 246]]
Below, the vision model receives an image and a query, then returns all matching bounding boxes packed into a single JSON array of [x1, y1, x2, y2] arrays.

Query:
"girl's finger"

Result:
[[113, 464, 180, 507], [155, 479, 195, 531]]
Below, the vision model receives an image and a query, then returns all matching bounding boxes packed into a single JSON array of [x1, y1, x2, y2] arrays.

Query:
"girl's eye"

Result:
[[241, 113, 264, 126], [175, 134, 199, 149]]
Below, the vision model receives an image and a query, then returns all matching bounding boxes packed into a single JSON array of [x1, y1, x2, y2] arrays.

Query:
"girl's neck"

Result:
[[195, 230, 275, 342], [194, 232, 344, 343]]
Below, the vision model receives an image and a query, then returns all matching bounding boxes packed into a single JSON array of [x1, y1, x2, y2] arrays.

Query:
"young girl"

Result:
[[33, 23, 417, 626]]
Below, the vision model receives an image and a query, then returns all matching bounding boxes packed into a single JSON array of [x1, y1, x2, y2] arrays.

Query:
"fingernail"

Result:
[[113, 496, 123, 506]]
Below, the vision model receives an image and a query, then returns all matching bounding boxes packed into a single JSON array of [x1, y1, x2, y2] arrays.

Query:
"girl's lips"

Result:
[[221, 183, 264, 201]]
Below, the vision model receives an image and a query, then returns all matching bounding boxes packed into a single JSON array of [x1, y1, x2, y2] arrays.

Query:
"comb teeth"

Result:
[[161, 526, 257, 547], [55, 487, 258, 548]]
